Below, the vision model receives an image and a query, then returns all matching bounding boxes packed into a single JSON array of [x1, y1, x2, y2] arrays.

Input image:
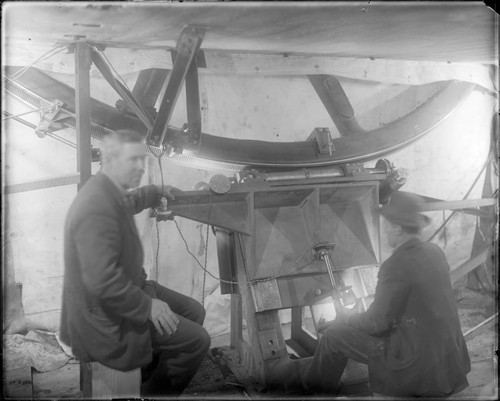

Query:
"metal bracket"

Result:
[[343, 163, 367, 176], [252, 279, 282, 312], [308, 127, 334, 155], [148, 26, 205, 148], [35, 100, 65, 138]]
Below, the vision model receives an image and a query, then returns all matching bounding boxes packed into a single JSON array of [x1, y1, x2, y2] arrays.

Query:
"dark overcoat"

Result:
[[349, 238, 471, 397], [60, 172, 160, 371]]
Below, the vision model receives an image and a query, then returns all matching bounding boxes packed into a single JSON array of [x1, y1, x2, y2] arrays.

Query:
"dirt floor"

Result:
[[3, 286, 497, 400], [180, 286, 497, 400]]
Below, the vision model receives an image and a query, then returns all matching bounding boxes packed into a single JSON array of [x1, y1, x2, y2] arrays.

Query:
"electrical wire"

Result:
[[91, 46, 152, 130], [98, 48, 132, 91], [154, 147, 325, 289], [172, 219, 319, 286], [1, 108, 43, 120], [8, 45, 68, 82]]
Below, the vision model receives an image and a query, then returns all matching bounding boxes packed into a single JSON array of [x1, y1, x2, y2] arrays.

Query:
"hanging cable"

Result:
[[154, 151, 324, 288], [99, 50, 132, 91], [8, 45, 68, 82], [90, 46, 153, 130], [172, 219, 318, 286], [2, 108, 43, 120]]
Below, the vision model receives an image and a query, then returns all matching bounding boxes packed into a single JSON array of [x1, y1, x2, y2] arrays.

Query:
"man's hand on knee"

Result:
[[149, 299, 180, 336]]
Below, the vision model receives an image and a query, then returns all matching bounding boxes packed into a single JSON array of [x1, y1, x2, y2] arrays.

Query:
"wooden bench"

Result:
[[80, 361, 141, 399]]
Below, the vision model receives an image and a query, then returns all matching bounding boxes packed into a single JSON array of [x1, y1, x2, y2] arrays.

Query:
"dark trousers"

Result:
[[141, 281, 211, 396], [303, 321, 376, 393]]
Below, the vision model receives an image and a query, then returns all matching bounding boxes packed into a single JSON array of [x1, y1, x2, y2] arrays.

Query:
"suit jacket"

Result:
[[60, 172, 160, 371], [349, 238, 471, 397]]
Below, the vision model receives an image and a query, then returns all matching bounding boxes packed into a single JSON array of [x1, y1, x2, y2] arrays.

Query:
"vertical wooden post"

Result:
[[75, 42, 92, 191]]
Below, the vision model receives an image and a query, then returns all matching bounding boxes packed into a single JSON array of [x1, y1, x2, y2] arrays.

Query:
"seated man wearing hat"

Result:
[[272, 191, 471, 397]]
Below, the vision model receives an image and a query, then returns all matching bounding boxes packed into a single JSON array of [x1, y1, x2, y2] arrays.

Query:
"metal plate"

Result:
[[258, 329, 280, 360], [252, 279, 282, 312]]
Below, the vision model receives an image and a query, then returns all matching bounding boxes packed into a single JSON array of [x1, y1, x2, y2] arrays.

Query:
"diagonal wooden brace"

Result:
[[148, 26, 205, 148]]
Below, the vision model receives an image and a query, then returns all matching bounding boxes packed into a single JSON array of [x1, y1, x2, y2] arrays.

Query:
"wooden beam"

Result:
[[420, 195, 494, 218], [230, 293, 243, 349], [202, 52, 494, 92], [215, 229, 236, 294], [420, 198, 496, 212], [450, 248, 490, 285], [75, 42, 92, 191], [3, 174, 81, 194]]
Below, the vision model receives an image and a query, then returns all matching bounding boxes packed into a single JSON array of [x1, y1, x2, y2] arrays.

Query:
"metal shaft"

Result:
[[319, 250, 345, 291]]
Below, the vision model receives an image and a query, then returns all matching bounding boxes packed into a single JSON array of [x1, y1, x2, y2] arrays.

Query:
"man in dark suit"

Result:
[[60, 129, 210, 396], [272, 191, 471, 397]]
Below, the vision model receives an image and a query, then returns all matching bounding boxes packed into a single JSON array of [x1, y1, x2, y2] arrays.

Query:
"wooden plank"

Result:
[[230, 293, 243, 348], [4, 366, 33, 399], [75, 41, 92, 191], [450, 248, 490, 285], [420, 195, 493, 218], [215, 230, 236, 294], [464, 313, 498, 342], [420, 198, 496, 212], [203, 52, 494, 92], [234, 232, 267, 385], [3, 174, 81, 194]]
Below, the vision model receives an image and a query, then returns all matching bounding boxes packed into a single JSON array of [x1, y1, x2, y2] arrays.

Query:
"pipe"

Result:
[[264, 166, 345, 182]]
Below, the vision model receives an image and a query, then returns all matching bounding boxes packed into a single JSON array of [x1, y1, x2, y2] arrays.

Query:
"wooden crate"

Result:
[[80, 362, 141, 399]]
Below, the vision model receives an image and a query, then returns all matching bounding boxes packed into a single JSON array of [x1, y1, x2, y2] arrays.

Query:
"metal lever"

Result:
[[313, 242, 358, 310], [313, 243, 343, 291]]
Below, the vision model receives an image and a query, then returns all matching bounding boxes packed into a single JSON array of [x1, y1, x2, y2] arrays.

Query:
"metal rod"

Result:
[[321, 253, 339, 290], [264, 164, 390, 182], [75, 42, 92, 191], [265, 166, 345, 182], [1, 108, 41, 120], [2, 110, 77, 148]]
